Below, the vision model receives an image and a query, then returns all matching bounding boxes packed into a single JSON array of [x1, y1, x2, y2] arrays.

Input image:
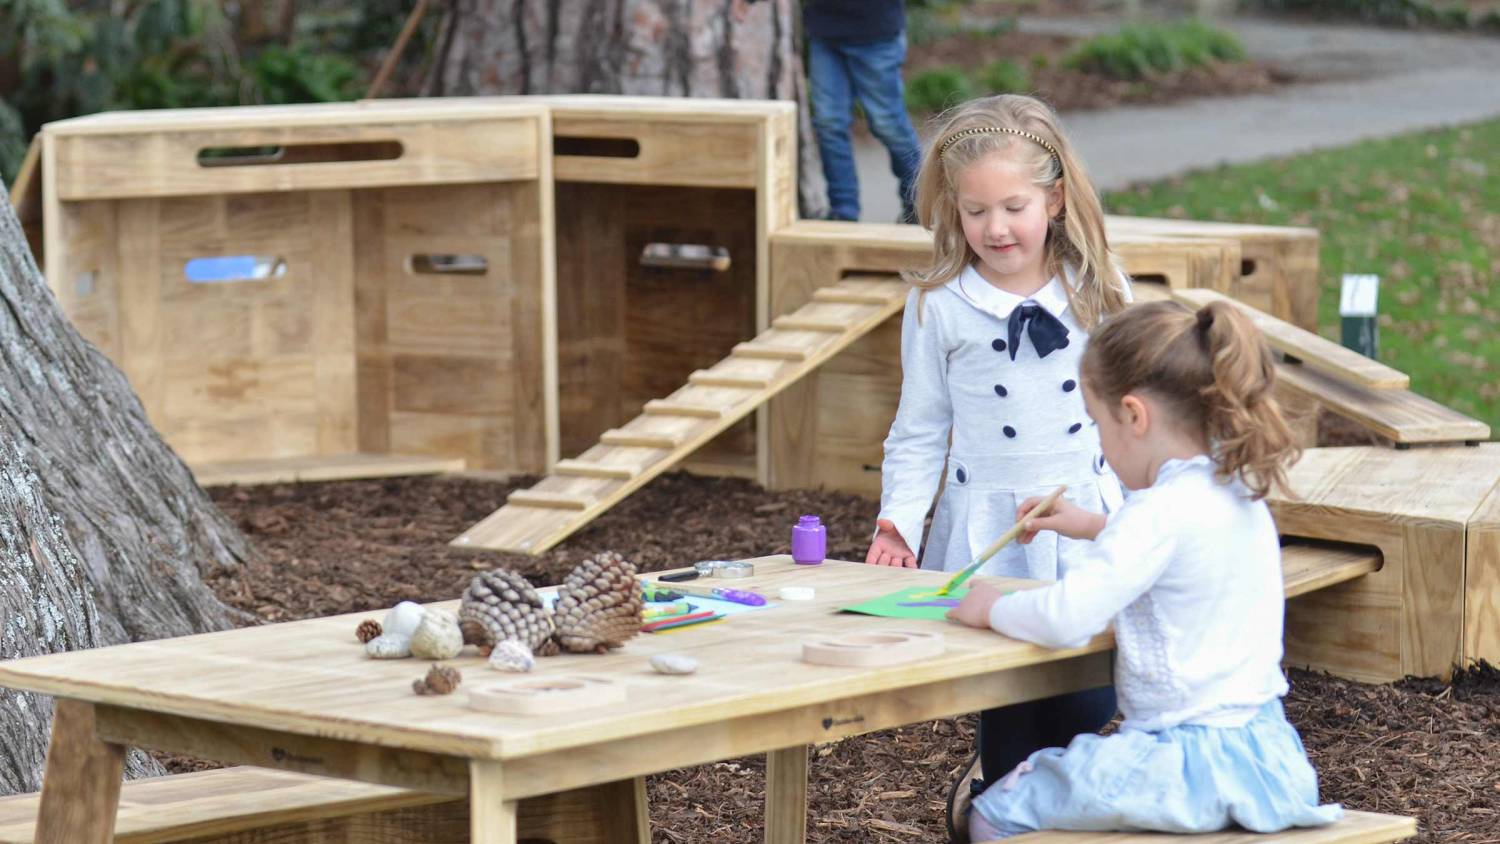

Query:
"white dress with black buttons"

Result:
[[877, 265, 1129, 580]]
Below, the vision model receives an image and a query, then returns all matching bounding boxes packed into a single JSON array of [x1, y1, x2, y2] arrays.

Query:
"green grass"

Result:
[[1103, 119, 1500, 434]]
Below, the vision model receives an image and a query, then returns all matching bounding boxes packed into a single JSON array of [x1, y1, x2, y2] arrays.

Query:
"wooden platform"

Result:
[[1105, 214, 1321, 332], [1273, 445, 1500, 682], [1000, 810, 1415, 843], [452, 275, 910, 553], [192, 453, 466, 487]]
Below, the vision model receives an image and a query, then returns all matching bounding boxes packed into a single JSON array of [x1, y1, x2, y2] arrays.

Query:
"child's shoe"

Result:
[[946, 750, 983, 844]]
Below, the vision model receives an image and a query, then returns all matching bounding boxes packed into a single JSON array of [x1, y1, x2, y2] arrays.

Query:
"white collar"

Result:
[[947, 264, 1073, 320]]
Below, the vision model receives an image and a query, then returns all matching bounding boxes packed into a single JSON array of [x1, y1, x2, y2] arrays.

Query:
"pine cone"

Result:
[[355, 619, 382, 644], [551, 551, 643, 654], [412, 664, 462, 696], [459, 569, 556, 656]]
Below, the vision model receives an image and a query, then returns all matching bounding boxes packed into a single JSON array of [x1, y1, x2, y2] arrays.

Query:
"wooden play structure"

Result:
[[26, 94, 1498, 683], [0, 557, 1418, 844]]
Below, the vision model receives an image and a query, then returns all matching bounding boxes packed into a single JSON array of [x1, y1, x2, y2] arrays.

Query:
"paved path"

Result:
[[851, 16, 1500, 222]]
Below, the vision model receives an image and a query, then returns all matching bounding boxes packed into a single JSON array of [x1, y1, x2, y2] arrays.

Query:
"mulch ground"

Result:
[[192, 463, 1500, 843]]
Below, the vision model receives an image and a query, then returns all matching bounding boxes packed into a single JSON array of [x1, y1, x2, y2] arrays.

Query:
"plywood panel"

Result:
[[1466, 481, 1500, 665], [51, 117, 541, 200]]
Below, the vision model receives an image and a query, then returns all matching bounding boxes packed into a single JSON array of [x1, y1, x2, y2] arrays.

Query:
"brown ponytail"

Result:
[[1082, 300, 1299, 499]]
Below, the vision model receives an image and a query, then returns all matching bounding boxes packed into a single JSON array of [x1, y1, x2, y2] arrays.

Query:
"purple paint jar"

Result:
[[791, 515, 826, 565]]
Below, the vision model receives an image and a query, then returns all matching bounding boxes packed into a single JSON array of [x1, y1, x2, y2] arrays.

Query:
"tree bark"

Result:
[[427, 0, 828, 217], [0, 195, 252, 793]]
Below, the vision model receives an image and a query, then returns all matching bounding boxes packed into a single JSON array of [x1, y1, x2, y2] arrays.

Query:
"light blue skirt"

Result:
[[971, 700, 1344, 837]]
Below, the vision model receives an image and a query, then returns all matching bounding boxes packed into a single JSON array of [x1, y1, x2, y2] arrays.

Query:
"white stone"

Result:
[[650, 653, 698, 675], [365, 634, 412, 659], [382, 601, 426, 640], [410, 608, 463, 660], [488, 639, 535, 673]]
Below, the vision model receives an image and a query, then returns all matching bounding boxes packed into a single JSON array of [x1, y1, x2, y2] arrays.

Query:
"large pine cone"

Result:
[[459, 569, 557, 656], [551, 551, 643, 654]]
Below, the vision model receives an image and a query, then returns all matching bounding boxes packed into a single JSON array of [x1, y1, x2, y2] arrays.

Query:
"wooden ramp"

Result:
[[1172, 288, 1489, 445], [453, 275, 910, 553]]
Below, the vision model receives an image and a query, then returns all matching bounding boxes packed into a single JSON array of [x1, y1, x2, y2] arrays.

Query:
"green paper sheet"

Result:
[[841, 586, 970, 621]]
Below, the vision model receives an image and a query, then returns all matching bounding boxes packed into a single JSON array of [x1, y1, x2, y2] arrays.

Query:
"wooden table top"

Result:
[[0, 557, 1109, 763]]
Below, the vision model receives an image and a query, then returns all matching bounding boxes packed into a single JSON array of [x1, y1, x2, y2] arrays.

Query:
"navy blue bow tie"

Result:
[[1006, 302, 1070, 361]]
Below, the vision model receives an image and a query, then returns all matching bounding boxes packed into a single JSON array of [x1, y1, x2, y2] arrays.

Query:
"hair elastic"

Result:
[[938, 126, 1061, 169]]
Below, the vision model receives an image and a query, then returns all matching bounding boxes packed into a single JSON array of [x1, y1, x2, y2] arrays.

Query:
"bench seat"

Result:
[[993, 810, 1416, 843]]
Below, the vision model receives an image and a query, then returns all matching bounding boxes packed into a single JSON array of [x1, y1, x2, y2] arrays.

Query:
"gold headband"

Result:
[[938, 126, 1061, 168]]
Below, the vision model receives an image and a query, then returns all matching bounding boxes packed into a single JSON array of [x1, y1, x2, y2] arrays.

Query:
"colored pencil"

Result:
[[640, 610, 719, 633]]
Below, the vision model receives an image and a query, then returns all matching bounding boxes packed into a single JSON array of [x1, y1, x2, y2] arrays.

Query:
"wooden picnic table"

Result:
[[0, 556, 1113, 843]]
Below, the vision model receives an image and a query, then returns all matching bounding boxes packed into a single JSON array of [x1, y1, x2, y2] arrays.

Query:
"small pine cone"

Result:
[[412, 664, 462, 696], [551, 551, 644, 654], [355, 619, 382, 644], [459, 568, 555, 655]]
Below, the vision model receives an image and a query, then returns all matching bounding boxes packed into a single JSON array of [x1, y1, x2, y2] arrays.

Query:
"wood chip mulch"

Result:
[[193, 471, 1498, 843]]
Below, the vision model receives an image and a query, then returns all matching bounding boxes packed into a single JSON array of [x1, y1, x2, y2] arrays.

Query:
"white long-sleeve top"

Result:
[[989, 455, 1291, 732]]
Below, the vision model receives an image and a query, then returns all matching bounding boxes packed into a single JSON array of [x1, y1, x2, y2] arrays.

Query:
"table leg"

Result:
[[596, 776, 651, 843], [470, 760, 519, 844], [765, 745, 809, 844], [34, 699, 125, 844]]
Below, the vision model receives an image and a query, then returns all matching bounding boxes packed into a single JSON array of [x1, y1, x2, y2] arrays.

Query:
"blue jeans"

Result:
[[978, 686, 1118, 786], [808, 34, 923, 222]]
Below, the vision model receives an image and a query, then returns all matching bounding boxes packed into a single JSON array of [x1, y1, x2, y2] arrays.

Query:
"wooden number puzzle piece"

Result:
[[468, 675, 625, 715], [802, 630, 944, 667]]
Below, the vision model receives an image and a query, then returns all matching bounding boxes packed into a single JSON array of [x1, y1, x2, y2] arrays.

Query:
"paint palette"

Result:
[[801, 630, 944, 667], [468, 675, 625, 715]]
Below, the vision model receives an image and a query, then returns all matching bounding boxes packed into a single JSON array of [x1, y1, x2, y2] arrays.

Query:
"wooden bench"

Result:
[[0, 765, 642, 844], [988, 809, 1416, 842]]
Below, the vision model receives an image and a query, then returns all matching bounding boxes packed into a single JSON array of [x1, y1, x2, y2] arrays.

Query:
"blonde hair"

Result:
[[1082, 300, 1299, 499], [907, 94, 1128, 329]]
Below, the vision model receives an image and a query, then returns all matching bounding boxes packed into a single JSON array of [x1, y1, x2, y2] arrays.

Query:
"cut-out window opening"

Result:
[[1240, 259, 1258, 277], [184, 256, 287, 284], [408, 254, 489, 276], [73, 271, 97, 298], [838, 269, 902, 281], [554, 136, 640, 159], [639, 243, 731, 273], [197, 141, 403, 168]]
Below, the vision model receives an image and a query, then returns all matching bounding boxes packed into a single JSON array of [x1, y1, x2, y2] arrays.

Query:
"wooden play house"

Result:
[[37, 100, 557, 475]]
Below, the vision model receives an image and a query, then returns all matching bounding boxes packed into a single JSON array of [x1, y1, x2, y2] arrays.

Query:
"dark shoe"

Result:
[[946, 749, 983, 844]]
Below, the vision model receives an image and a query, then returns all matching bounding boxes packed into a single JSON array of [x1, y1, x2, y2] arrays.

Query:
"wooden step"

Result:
[[642, 399, 725, 419], [1172, 288, 1408, 390], [1281, 541, 1382, 599], [506, 490, 594, 510], [733, 341, 808, 361], [812, 287, 896, 305], [553, 459, 641, 480], [688, 370, 771, 389], [599, 428, 682, 449], [452, 278, 910, 553], [771, 314, 846, 333], [1276, 363, 1489, 445], [997, 810, 1415, 843]]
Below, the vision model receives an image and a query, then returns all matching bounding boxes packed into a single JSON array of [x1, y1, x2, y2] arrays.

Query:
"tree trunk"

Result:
[[0, 195, 252, 793], [427, 0, 828, 218]]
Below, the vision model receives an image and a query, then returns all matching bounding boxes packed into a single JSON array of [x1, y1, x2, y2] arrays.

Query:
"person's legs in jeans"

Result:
[[843, 34, 923, 223], [977, 686, 1117, 788], [808, 37, 860, 221]]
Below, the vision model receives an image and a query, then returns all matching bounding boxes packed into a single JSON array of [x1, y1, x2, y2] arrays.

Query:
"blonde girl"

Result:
[[861, 94, 1130, 839], [947, 300, 1342, 839]]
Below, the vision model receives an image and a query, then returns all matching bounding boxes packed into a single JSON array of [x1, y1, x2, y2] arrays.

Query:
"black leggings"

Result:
[[978, 686, 1118, 783]]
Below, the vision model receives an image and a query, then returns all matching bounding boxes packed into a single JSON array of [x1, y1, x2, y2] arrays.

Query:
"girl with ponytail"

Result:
[[946, 300, 1341, 840]]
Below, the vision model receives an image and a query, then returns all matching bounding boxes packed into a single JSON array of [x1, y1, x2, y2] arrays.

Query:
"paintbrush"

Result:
[[936, 485, 1067, 596]]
